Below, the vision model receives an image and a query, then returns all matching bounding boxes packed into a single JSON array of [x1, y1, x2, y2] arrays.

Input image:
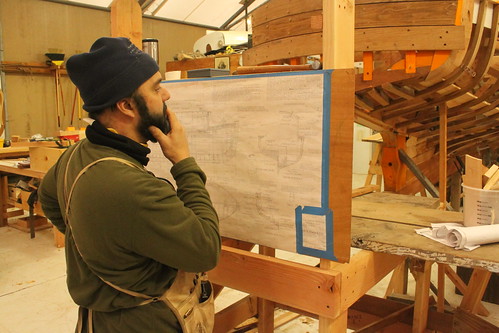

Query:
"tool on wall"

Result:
[[70, 86, 82, 125], [45, 53, 66, 128]]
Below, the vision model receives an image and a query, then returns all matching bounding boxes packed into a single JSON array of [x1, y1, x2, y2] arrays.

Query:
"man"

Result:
[[39, 37, 221, 332]]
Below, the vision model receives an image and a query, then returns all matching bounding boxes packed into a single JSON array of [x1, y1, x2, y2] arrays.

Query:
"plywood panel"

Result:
[[149, 71, 342, 260]]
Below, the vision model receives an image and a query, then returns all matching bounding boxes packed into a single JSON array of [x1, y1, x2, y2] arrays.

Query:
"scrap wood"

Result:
[[483, 168, 499, 190], [463, 155, 484, 189]]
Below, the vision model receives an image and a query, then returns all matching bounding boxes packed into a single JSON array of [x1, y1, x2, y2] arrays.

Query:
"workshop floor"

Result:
[[1, 226, 499, 332], [1, 173, 498, 332]]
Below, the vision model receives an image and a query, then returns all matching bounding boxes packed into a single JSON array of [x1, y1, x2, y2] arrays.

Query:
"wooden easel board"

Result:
[[148, 71, 337, 260]]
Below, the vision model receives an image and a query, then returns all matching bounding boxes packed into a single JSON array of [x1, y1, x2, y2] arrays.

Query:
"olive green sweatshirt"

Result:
[[39, 139, 220, 332]]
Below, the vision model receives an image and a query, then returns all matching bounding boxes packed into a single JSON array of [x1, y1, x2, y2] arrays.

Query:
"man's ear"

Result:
[[114, 98, 136, 118]]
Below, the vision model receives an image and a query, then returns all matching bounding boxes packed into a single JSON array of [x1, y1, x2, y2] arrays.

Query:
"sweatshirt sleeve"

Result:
[[129, 157, 221, 272], [38, 165, 66, 234]]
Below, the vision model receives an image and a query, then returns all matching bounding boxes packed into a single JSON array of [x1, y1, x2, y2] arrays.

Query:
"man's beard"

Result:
[[134, 93, 168, 143]]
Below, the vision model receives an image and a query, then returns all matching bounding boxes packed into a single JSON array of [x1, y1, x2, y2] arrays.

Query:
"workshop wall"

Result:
[[0, 0, 207, 138]]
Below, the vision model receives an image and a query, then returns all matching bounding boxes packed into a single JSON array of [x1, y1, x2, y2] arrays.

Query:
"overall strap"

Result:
[[63, 152, 157, 305]]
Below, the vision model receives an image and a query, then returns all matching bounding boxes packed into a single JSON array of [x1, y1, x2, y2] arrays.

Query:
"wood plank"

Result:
[[208, 245, 341, 318], [483, 169, 499, 190], [243, 26, 464, 65], [352, 200, 463, 227], [352, 185, 379, 198], [251, 0, 322, 28], [356, 1, 457, 28], [351, 216, 499, 273], [215, 296, 257, 333], [252, 10, 322, 46], [463, 154, 483, 188], [356, 26, 465, 51], [483, 165, 499, 186], [0, 165, 46, 179]]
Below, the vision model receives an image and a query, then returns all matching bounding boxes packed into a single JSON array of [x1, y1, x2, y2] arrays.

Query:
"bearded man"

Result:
[[39, 37, 220, 333]]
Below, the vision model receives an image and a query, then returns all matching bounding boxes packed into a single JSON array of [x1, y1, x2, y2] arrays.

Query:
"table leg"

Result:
[[459, 268, 492, 314], [412, 260, 433, 333], [0, 174, 9, 227]]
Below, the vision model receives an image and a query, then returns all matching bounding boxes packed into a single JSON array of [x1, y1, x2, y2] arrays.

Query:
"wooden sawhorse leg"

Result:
[[411, 259, 433, 333], [459, 268, 492, 314]]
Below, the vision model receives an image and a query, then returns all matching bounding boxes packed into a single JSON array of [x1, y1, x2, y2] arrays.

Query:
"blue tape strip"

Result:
[[295, 70, 335, 260], [162, 69, 330, 84], [295, 205, 335, 260]]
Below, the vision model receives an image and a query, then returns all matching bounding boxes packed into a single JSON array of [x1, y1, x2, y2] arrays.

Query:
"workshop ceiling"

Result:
[[66, 0, 268, 30]]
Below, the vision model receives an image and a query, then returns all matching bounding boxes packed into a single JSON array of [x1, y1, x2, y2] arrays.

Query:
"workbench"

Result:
[[0, 158, 63, 246], [351, 191, 498, 331]]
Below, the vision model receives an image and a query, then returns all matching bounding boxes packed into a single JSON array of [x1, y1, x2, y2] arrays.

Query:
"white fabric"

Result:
[[416, 223, 499, 251]]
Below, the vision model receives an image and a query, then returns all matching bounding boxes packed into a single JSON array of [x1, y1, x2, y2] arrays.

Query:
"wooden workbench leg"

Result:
[[437, 263, 445, 312], [385, 259, 408, 298], [459, 268, 492, 315], [319, 310, 347, 333], [0, 174, 9, 227], [258, 246, 275, 333], [412, 260, 433, 333]]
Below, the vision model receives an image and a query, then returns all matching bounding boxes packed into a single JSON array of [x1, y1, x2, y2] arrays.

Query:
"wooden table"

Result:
[[0, 160, 47, 237], [351, 192, 498, 331]]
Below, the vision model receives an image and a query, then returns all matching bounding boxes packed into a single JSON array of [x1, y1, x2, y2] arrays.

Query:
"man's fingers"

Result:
[[149, 126, 164, 141]]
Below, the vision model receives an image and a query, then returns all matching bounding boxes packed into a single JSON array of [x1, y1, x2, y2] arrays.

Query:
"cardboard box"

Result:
[[29, 147, 66, 173]]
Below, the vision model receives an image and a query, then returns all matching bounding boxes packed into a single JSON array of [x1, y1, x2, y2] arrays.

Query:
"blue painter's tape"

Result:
[[294, 70, 335, 260], [295, 205, 336, 260], [162, 69, 333, 84]]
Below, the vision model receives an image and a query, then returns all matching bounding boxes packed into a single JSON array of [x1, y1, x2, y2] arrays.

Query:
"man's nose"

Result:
[[161, 87, 170, 101]]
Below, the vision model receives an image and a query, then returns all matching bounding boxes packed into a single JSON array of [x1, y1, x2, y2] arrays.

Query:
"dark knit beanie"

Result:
[[66, 37, 159, 112]]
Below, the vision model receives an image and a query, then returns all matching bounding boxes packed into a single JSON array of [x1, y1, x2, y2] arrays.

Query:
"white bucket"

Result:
[[463, 185, 499, 226]]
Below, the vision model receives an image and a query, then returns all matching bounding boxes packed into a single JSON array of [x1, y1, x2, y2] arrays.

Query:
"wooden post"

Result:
[[411, 259, 433, 333], [110, 0, 143, 48], [439, 103, 448, 210], [437, 263, 446, 313], [322, 0, 355, 330], [381, 132, 407, 192], [258, 246, 275, 332], [0, 174, 8, 226]]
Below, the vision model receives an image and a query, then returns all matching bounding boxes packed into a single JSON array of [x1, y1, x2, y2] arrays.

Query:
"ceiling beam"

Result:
[[140, 0, 156, 12], [220, 0, 256, 30], [151, 0, 168, 15]]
